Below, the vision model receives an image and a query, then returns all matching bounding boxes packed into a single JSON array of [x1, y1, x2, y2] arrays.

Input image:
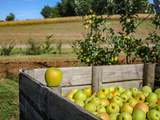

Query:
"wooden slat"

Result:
[[19, 72, 100, 120], [23, 66, 92, 87], [59, 66, 92, 86], [20, 93, 43, 120], [100, 64, 144, 82]]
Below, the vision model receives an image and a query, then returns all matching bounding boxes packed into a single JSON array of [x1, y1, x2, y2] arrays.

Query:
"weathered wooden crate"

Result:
[[19, 63, 158, 120]]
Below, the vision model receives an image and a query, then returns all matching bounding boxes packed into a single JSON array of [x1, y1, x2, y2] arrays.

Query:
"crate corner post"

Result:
[[143, 63, 156, 90]]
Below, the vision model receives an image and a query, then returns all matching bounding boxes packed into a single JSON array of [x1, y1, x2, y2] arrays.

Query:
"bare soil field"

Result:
[[0, 55, 142, 77]]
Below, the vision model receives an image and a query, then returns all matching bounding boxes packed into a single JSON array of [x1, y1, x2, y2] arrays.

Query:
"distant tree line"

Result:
[[41, 0, 151, 18]]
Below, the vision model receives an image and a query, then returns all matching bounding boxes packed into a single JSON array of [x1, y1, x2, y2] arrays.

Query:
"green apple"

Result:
[[74, 99, 84, 107], [70, 88, 79, 94], [106, 93, 113, 100], [68, 98, 75, 102], [157, 92, 160, 98], [135, 93, 146, 102], [97, 91, 106, 99], [83, 87, 92, 98], [115, 86, 125, 93], [128, 98, 138, 107], [120, 93, 129, 102], [133, 91, 142, 98], [97, 112, 110, 120], [143, 91, 150, 97], [109, 112, 120, 120], [89, 97, 101, 107], [106, 102, 120, 114], [99, 87, 110, 96], [45, 67, 62, 87], [149, 103, 158, 110], [141, 85, 152, 93], [85, 93, 97, 105], [110, 96, 123, 106], [123, 90, 132, 97], [134, 102, 149, 113], [147, 109, 160, 120], [120, 103, 133, 114], [84, 103, 96, 112], [108, 85, 115, 93], [155, 88, 160, 94], [73, 90, 87, 101], [100, 98, 109, 107], [153, 104, 160, 113], [132, 109, 146, 120], [118, 112, 132, 120], [130, 87, 138, 95], [147, 102, 156, 108], [96, 105, 106, 113], [91, 111, 98, 115], [146, 93, 158, 104]]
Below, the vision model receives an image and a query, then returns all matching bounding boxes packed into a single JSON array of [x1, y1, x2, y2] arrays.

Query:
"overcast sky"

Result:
[[0, 0, 154, 21]]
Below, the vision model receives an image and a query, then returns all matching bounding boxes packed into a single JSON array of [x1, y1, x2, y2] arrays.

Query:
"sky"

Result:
[[0, 0, 61, 21], [0, 0, 154, 21]]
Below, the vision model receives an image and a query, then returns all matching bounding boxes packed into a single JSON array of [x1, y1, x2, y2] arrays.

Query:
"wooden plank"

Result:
[[101, 64, 144, 82], [143, 63, 156, 90], [24, 66, 92, 87], [92, 66, 102, 93], [19, 72, 100, 120], [102, 80, 143, 90], [20, 93, 43, 120], [59, 66, 92, 86], [22, 69, 35, 79]]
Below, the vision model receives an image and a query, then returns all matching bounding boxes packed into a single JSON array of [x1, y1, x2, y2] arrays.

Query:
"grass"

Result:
[[0, 76, 19, 120], [0, 48, 77, 60], [0, 19, 159, 45]]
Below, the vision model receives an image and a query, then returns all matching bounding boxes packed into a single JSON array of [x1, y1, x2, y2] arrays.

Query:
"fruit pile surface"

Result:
[[65, 85, 160, 120]]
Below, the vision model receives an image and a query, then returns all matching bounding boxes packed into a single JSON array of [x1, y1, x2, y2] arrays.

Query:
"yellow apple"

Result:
[[45, 67, 62, 87]]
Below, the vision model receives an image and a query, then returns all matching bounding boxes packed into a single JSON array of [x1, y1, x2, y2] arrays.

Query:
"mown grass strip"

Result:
[[0, 14, 154, 27]]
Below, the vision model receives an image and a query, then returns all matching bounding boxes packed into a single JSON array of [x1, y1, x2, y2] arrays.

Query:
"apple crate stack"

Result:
[[19, 63, 159, 120]]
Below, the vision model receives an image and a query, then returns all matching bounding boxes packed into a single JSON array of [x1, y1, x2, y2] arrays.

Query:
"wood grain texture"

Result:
[[92, 66, 102, 93], [143, 63, 156, 90], [19, 72, 100, 120], [20, 93, 43, 120], [101, 64, 144, 82], [23, 66, 92, 87]]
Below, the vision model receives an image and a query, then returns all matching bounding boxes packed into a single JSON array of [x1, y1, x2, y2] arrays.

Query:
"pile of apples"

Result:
[[64, 85, 160, 120]]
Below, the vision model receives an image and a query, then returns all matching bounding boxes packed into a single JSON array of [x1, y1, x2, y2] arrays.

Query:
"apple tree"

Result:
[[76, 10, 119, 66]]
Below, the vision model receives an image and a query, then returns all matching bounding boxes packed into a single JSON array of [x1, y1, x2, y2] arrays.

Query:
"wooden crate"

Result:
[[19, 63, 156, 120]]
